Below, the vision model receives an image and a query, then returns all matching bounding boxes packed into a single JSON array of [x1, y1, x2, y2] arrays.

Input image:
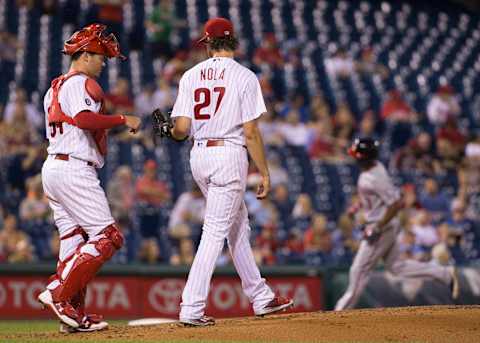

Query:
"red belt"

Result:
[[206, 140, 224, 147], [55, 154, 94, 166]]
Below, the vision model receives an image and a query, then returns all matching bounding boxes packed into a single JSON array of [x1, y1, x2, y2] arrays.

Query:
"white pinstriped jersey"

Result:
[[357, 162, 400, 222], [43, 74, 104, 167], [171, 57, 266, 146]]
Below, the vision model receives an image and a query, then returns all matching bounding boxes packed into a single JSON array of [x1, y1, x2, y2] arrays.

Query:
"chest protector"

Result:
[[48, 72, 108, 155]]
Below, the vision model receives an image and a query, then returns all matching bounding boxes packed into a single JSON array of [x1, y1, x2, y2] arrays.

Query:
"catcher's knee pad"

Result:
[[51, 224, 123, 302]]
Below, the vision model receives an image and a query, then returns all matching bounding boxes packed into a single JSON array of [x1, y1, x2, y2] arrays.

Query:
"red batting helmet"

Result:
[[198, 17, 234, 43], [63, 23, 126, 60]]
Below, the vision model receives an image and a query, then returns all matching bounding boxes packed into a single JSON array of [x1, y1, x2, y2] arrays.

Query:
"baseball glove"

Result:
[[151, 108, 173, 138], [362, 223, 382, 244]]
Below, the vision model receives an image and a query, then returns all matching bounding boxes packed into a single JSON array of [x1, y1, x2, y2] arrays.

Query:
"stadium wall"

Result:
[[0, 265, 478, 319]]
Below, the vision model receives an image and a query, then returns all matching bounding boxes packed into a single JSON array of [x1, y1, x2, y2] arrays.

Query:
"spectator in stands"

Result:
[[271, 183, 293, 230], [398, 229, 424, 261], [253, 33, 284, 69], [136, 159, 171, 238], [267, 154, 288, 188], [277, 110, 310, 147], [258, 109, 284, 147], [145, 0, 184, 69], [427, 85, 461, 126], [304, 213, 339, 266], [304, 214, 329, 251], [419, 178, 451, 222], [91, 0, 127, 37], [309, 95, 331, 123], [459, 133, 480, 220], [15, 0, 34, 9], [245, 174, 278, 229], [308, 119, 337, 161], [332, 103, 356, 147], [436, 118, 467, 165], [381, 90, 416, 122], [279, 94, 310, 123], [0, 214, 34, 263], [253, 223, 278, 266], [109, 217, 137, 264], [356, 110, 379, 139], [138, 238, 162, 264], [105, 78, 134, 115], [107, 166, 135, 223], [134, 83, 157, 118], [392, 132, 437, 175], [278, 227, 304, 264], [447, 198, 480, 261], [0, 31, 20, 88], [410, 210, 439, 260], [38, 0, 58, 16], [168, 183, 205, 245], [21, 144, 47, 180], [291, 193, 314, 232], [400, 183, 422, 219], [357, 47, 389, 79], [19, 174, 50, 221], [258, 72, 276, 103], [4, 88, 42, 130], [170, 238, 195, 266], [465, 132, 480, 160], [324, 47, 355, 79], [332, 213, 360, 261], [162, 50, 189, 83], [152, 78, 176, 112]]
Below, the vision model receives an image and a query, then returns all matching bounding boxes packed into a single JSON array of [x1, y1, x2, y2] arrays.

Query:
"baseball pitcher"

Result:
[[152, 17, 293, 326], [38, 24, 141, 332], [335, 138, 460, 310]]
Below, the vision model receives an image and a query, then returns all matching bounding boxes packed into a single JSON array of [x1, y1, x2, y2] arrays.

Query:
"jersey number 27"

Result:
[[194, 87, 225, 120]]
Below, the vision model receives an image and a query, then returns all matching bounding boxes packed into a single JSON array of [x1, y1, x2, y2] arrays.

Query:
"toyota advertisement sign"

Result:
[[0, 275, 323, 319]]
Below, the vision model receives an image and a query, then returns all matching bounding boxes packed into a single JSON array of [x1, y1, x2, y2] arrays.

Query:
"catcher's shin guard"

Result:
[[50, 224, 124, 302]]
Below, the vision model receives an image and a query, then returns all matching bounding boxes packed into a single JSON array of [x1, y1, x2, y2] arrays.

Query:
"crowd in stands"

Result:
[[0, 0, 479, 269]]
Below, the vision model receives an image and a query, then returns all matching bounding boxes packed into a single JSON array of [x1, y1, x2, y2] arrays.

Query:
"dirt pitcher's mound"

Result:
[[12, 305, 480, 342]]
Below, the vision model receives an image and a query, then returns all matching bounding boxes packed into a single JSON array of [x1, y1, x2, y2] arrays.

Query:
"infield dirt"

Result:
[[5, 305, 480, 342]]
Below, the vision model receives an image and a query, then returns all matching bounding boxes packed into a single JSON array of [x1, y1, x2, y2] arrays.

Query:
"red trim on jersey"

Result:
[[74, 111, 126, 130]]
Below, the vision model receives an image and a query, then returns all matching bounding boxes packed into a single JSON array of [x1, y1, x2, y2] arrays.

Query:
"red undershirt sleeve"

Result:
[[74, 110, 126, 130]]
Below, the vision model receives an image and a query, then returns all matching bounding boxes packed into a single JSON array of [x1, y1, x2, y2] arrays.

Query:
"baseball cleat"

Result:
[[179, 316, 215, 327], [449, 266, 460, 300], [38, 290, 80, 328], [255, 296, 294, 317]]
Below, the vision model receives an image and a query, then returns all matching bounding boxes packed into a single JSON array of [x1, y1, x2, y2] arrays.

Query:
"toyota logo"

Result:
[[148, 279, 185, 314]]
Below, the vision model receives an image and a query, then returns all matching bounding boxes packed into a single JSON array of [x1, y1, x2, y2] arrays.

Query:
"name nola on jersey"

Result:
[[200, 68, 225, 81]]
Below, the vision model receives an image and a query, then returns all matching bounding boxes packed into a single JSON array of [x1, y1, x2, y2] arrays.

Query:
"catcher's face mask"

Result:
[[63, 23, 126, 60]]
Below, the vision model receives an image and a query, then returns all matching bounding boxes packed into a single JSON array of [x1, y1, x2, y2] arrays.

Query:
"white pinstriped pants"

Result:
[[41, 155, 115, 262], [179, 143, 274, 320]]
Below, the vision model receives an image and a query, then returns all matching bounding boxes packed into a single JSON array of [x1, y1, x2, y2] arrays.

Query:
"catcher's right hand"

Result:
[[151, 108, 173, 138]]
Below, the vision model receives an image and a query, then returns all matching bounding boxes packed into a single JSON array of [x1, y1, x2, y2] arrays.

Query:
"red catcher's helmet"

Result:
[[63, 23, 126, 60], [198, 17, 234, 44]]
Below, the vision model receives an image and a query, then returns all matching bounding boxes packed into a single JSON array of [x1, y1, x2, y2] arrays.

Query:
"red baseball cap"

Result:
[[198, 17, 234, 43]]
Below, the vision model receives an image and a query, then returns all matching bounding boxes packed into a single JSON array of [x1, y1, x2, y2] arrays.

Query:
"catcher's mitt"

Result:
[[151, 108, 173, 138]]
